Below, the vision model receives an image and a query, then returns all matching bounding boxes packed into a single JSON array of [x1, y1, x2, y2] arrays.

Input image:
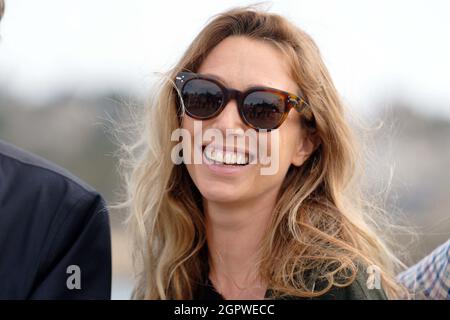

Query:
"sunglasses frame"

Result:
[[175, 71, 310, 131]]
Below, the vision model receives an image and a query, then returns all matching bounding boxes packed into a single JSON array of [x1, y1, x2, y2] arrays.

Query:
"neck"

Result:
[[204, 191, 278, 299]]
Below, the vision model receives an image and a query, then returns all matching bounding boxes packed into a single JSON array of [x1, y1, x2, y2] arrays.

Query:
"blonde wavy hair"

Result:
[[119, 6, 409, 299]]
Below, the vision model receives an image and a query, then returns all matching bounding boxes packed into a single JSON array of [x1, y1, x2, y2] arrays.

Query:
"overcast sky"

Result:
[[0, 0, 449, 118]]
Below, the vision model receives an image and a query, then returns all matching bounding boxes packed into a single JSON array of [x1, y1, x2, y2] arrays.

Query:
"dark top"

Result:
[[0, 139, 111, 299], [196, 267, 388, 300]]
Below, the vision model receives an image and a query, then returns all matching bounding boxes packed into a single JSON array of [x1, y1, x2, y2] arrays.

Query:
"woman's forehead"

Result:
[[197, 36, 299, 93]]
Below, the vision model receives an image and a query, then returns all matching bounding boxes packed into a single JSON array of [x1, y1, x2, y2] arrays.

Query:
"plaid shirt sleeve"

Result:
[[397, 238, 450, 300]]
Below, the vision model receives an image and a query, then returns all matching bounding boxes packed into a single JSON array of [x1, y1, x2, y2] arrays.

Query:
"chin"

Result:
[[197, 181, 245, 204]]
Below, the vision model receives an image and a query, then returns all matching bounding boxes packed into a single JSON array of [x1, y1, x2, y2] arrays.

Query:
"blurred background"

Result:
[[0, 0, 449, 299]]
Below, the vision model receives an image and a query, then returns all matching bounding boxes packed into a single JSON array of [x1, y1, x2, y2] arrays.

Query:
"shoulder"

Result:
[[317, 267, 388, 300], [0, 140, 110, 298], [271, 264, 388, 300], [0, 139, 98, 198], [397, 238, 450, 299], [0, 139, 108, 251]]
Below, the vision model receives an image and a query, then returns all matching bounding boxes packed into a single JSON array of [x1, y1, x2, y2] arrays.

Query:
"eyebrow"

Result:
[[201, 72, 267, 90]]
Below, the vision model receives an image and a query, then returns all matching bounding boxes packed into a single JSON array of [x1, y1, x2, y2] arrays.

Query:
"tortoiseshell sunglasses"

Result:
[[175, 71, 309, 131]]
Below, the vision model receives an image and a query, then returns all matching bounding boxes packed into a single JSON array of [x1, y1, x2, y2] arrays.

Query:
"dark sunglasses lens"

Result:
[[181, 79, 224, 118], [242, 91, 286, 129]]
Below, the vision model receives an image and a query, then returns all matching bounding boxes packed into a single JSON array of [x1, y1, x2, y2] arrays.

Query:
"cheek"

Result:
[[181, 116, 195, 131], [180, 117, 200, 164], [273, 112, 302, 167]]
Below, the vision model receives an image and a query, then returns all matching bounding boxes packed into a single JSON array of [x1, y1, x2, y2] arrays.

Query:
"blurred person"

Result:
[[120, 7, 410, 300], [397, 238, 450, 300], [0, 0, 112, 299]]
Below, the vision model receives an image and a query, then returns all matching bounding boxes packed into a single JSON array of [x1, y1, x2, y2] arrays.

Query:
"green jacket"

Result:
[[267, 269, 388, 300], [197, 267, 387, 300]]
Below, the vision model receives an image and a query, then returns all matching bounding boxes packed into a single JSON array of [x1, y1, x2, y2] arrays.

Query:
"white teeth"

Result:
[[231, 153, 237, 164], [204, 147, 248, 165], [236, 153, 246, 164], [216, 150, 223, 163], [224, 153, 232, 164]]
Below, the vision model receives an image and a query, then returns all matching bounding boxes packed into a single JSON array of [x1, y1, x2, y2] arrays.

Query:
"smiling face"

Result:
[[182, 36, 316, 207]]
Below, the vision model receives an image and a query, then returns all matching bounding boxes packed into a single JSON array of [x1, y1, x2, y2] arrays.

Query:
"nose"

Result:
[[207, 99, 247, 133]]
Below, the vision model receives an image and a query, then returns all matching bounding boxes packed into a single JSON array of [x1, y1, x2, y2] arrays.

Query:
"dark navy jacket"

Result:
[[0, 139, 111, 299]]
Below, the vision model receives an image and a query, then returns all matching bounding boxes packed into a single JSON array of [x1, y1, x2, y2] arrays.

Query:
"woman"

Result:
[[121, 6, 408, 299]]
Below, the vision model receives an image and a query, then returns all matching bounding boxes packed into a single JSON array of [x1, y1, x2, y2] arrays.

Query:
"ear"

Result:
[[291, 132, 321, 167]]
